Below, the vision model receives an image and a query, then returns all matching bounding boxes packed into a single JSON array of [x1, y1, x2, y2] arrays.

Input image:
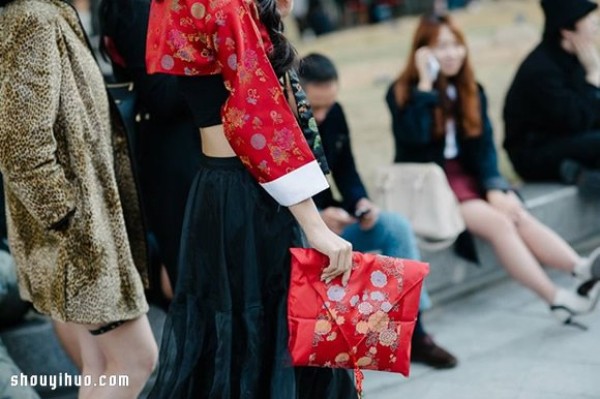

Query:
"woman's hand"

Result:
[[562, 30, 600, 86], [289, 199, 353, 286], [486, 190, 524, 223], [415, 46, 436, 91], [304, 224, 353, 286]]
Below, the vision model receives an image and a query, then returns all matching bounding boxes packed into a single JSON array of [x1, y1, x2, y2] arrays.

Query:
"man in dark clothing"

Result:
[[299, 53, 458, 369], [99, 0, 202, 293], [503, 0, 600, 196]]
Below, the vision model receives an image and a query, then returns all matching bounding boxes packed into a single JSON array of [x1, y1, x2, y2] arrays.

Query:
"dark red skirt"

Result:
[[444, 159, 483, 202]]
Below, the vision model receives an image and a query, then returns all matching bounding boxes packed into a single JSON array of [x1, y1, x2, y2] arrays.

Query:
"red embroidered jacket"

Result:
[[146, 0, 329, 206]]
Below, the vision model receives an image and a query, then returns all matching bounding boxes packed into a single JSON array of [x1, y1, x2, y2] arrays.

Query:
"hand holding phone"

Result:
[[425, 54, 440, 81], [415, 47, 439, 90], [354, 208, 371, 220]]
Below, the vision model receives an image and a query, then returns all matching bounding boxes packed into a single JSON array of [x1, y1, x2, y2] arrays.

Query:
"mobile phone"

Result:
[[426, 54, 440, 81], [354, 208, 371, 220]]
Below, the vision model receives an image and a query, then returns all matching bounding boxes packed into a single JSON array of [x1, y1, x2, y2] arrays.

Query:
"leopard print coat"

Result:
[[0, 0, 149, 324]]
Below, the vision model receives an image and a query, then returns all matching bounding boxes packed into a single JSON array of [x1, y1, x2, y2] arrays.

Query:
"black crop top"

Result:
[[178, 74, 229, 128], [177, 69, 330, 175]]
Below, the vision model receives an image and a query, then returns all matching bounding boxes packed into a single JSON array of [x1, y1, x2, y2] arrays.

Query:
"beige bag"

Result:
[[374, 163, 465, 250]]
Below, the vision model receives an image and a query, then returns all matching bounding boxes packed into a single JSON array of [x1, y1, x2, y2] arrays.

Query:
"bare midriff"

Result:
[[199, 125, 236, 157], [200, 79, 298, 158]]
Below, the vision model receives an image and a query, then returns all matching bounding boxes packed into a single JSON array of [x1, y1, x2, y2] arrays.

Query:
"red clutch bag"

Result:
[[287, 248, 429, 393]]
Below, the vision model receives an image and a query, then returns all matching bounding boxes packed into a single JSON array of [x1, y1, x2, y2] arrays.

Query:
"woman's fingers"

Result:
[[320, 241, 352, 283], [321, 250, 340, 281], [323, 245, 345, 279], [342, 269, 352, 287], [337, 245, 352, 286]]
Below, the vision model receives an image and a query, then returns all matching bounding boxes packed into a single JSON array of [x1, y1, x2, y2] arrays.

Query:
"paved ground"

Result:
[[362, 247, 600, 399]]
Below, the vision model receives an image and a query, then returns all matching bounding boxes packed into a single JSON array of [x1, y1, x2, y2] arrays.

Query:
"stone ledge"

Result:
[[3, 184, 598, 398]]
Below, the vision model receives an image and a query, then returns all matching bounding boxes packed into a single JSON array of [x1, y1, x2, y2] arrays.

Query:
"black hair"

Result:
[[256, 0, 296, 76], [0, 0, 14, 6], [298, 52, 338, 84]]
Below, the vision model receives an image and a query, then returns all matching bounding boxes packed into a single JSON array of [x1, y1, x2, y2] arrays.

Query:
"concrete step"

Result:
[[3, 183, 598, 397], [423, 183, 600, 304]]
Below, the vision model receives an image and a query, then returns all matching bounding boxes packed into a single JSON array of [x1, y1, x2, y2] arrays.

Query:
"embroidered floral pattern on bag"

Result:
[[146, 0, 322, 185], [305, 255, 406, 372], [288, 249, 429, 398]]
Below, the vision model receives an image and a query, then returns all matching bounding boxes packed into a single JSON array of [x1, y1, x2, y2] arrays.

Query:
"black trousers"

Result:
[[508, 131, 600, 181], [137, 118, 201, 287]]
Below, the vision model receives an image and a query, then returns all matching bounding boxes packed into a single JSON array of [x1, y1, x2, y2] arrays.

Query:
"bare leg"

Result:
[[515, 211, 582, 272], [74, 325, 107, 399], [56, 316, 157, 399], [85, 316, 157, 399], [53, 320, 83, 370], [460, 200, 557, 303]]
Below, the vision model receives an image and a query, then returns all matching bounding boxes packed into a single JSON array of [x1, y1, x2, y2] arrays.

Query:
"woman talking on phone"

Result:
[[386, 13, 600, 326]]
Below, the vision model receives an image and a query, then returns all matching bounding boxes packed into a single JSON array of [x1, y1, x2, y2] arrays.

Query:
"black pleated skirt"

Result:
[[149, 155, 357, 399]]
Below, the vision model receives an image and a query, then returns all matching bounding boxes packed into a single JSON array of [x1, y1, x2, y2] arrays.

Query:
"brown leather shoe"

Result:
[[411, 335, 458, 369]]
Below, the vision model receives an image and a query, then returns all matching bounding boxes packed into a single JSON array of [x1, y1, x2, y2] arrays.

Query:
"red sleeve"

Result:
[[146, 0, 328, 206]]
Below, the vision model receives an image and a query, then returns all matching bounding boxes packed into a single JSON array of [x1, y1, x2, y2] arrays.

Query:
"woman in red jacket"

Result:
[[145, 0, 357, 397]]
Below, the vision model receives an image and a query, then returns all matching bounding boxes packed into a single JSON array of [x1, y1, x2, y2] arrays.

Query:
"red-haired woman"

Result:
[[386, 14, 600, 325]]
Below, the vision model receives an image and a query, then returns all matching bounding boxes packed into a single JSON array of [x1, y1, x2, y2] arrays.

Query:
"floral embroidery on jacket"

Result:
[[147, 0, 327, 190]]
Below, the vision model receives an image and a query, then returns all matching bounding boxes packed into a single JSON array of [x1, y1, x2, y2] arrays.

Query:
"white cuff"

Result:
[[261, 160, 329, 206]]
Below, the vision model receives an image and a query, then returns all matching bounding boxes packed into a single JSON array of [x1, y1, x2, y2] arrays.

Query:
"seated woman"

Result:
[[385, 13, 600, 326]]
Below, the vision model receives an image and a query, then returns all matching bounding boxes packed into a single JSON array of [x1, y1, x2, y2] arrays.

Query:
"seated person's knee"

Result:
[[377, 211, 413, 236], [490, 211, 517, 236]]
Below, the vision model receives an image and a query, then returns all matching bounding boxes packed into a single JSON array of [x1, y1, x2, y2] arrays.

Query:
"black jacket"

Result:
[[385, 84, 510, 193], [101, 0, 201, 286], [503, 41, 600, 151], [313, 103, 368, 213]]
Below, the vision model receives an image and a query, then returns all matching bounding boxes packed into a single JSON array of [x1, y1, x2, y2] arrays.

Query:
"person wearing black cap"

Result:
[[503, 0, 600, 196]]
